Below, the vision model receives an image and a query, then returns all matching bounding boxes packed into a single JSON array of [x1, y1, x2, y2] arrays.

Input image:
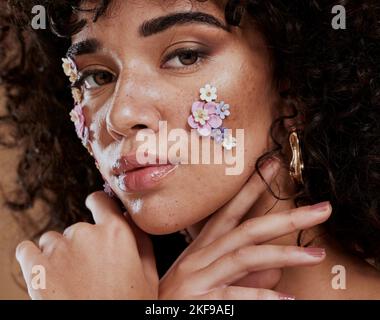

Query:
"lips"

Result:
[[112, 154, 178, 193]]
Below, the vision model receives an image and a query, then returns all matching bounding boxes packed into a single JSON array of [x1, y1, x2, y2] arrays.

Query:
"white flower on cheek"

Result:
[[222, 133, 237, 150], [200, 84, 217, 102], [62, 57, 78, 84], [193, 108, 210, 126], [71, 88, 83, 105]]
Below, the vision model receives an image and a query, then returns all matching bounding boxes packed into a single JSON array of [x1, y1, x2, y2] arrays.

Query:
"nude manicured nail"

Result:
[[304, 247, 326, 258], [309, 201, 330, 212], [279, 293, 296, 300]]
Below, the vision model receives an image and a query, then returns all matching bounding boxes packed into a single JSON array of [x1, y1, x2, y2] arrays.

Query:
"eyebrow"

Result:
[[67, 11, 229, 58], [140, 11, 230, 37], [66, 39, 101, 58]]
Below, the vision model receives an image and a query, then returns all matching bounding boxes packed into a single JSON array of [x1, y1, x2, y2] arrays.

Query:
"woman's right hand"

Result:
[[159, 158, 332, 300]]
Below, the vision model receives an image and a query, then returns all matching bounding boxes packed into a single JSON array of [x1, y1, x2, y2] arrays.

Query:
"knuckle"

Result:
[[281, 246, 295, 266], [238, 219, 256, 237], [16, 241, 31, 259], [222, 210, 240, 227], [287, 210, 299, 231], [231, 247, 248, 263], [39, 231, 58, 247], [39, 231, 66, 256], [63, 222, 93, 238]]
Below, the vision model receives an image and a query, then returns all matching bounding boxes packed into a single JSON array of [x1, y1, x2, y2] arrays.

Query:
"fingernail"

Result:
[[309, 201, 330, 212], [279, 293, 296, 300], [304, 247, 326, 258]]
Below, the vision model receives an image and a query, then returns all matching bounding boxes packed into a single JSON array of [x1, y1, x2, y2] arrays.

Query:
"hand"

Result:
[[159, 158, 332, 300], [16, 192, 159, 300]]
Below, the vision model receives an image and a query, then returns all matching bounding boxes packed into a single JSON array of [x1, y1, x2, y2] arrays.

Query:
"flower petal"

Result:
[[208, 115, 223, 128], [188, 115, 199, 128], [204, 102, 217, 114], [198, 124, 212, 136], [192, 101, 204, 114]]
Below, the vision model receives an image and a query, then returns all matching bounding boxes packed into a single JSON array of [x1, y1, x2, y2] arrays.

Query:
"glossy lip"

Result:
[[112, 153, 179, 193], [112, 153, 178, 174]]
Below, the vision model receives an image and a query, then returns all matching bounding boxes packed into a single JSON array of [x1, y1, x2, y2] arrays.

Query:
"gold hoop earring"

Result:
[[289, 130, 304, 185]]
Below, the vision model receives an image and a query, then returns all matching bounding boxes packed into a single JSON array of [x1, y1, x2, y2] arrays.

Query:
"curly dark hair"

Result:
[[1, 0, 380, 272]]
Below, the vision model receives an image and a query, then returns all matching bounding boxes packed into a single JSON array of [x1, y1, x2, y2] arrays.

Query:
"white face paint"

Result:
[[129, 198, 143, 215]]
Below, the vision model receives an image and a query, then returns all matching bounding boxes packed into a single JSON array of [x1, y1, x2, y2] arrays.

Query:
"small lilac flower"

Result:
[[211, 128, 226, 145], [216, 101, 231, 120]]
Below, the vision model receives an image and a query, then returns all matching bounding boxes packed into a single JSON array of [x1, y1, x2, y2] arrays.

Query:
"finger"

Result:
[[232, 269, 282, 289], [85, 191, 125, 225], [195, 157, 281, 249], [192, 202, 331, 268], [192, 245, 326, 291], [123, 212, 158, 285], [63, 222, 93, 239], [15, 240, 43, 285], [38, 231, 63, 252], [198, 286, 295, 300]]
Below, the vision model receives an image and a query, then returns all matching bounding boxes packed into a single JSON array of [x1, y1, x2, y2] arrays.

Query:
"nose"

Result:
[[106, 73, 161, 141]]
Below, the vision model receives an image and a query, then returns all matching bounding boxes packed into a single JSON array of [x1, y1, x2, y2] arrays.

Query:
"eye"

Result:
[[162, 48, 207, 69], [76, 70, 116, 90]]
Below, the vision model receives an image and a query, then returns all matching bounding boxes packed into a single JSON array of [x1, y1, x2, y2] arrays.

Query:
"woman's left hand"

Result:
[[15, 192, 159, 300]]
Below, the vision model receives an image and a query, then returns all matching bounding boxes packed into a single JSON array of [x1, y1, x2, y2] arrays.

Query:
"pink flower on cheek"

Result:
[[69, 104, 86, 139], [187, 101, 223, 136]]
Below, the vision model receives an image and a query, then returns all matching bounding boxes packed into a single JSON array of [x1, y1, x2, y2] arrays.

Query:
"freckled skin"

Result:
[[73, 0, 282, 235]]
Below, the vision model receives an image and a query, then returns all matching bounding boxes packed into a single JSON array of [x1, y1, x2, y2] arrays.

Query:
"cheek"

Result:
[[86, 106, 117, 175], [214, 55, 276, 165]]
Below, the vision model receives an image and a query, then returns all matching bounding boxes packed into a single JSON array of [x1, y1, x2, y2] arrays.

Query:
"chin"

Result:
[[116, 164, 251, 235], [119, 191, 207, 235]]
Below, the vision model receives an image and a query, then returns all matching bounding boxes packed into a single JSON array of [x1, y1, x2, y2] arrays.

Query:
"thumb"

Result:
[[85, 191, 126, 225]]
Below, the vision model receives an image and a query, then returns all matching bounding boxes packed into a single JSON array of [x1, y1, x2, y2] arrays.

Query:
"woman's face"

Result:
[[71, 0, 282, 234]]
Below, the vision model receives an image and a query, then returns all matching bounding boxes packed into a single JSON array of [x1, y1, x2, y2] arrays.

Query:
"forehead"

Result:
[[72, 0, 226, 43]]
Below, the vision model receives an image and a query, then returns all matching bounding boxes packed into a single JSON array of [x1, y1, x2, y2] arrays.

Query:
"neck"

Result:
[[187, 166, 302, 246]]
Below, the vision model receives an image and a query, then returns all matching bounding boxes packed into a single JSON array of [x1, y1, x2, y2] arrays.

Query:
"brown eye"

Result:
[[83, 70, 115, 90], [162, 48, 207, 70], [178, 50, 199, 65]]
